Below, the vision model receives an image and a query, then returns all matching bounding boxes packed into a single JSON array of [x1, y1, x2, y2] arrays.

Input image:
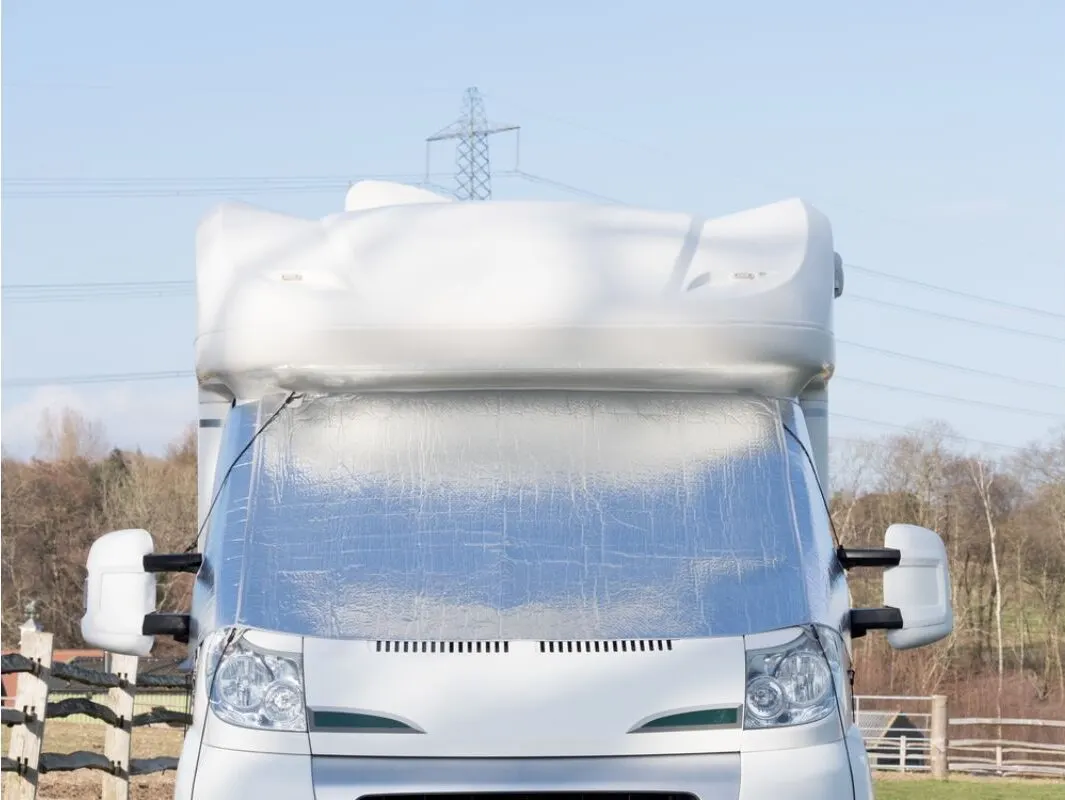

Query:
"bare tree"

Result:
[[35, 407, 107, 462], [969, 458, 1005, 723]]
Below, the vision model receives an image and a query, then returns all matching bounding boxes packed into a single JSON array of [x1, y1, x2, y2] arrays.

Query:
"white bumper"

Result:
[[185, 739, 864, 800]]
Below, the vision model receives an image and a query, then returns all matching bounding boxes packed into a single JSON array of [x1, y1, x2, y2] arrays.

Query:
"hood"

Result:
[[303, 635, 745, 758]]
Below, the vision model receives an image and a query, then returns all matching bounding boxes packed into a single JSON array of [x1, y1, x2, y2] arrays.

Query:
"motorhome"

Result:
[[80, 182, 954, 799]]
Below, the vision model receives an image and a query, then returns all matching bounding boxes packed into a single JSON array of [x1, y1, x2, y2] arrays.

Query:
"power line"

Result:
[[846, 263, 1065, 320], [4, 183, 346, 199], [3, 280, 195, 304], [847, 294, 1065, 343], [2, 371, 194, 388], [483, 94, 684, 164], [1, 173, 452, 199], [3, 290, 194, 303], [1, 168, 624, 204], [0, 169, 617, 203], [837, 340, 1065, 392], [6, 280, 192, 289], [3, 175, 355, 185], [836, 376, 1064, 419], [509, 170, 628, 205], [0, 81, 465, 98], [831, 413, 1023, 452]]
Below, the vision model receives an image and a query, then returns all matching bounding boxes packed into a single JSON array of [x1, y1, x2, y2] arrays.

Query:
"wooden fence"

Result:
[[1, 629, 191, 800], [855, 694, 1065, 779]]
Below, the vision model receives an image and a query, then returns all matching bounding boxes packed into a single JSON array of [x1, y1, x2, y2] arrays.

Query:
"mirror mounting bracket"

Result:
[[837, 547, 901, 570], [143, 553, 202, 574], [142, 612, 191, 644], [850, 607, 903, 638]]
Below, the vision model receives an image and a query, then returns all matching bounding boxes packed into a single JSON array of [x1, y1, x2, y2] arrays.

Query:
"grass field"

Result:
[[873, 771, 1065, 796], [874, 774, 1065, 799], [4, 723, 1062, 798]]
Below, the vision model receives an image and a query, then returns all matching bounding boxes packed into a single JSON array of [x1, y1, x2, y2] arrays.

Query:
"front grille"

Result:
[[362, 794, 696, 800], [539, 639, 673, 654]]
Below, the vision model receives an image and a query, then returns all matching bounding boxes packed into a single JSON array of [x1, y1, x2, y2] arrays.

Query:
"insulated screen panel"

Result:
[[210, 392, 814, 640]]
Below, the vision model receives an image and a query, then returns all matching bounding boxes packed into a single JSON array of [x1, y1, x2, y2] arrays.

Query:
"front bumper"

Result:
[[188, 741, 860, 800]]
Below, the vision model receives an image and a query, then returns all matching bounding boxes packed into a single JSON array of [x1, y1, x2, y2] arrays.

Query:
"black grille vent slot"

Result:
[[375, 641, 510, 654], [538, 639, 673, 654]]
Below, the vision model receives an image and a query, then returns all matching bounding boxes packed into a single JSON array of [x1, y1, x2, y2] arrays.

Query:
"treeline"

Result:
[[833, 422, 1065, 721], [1, 409, 197, 656], [2, 409, 1063, 719]]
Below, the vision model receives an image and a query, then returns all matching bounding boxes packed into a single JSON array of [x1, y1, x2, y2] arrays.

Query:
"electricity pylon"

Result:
[[426, 87, 519, 200]]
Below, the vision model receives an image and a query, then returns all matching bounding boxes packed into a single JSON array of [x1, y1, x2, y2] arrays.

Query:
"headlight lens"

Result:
[[217, 653, 270, 710], [745, 675, 787, 720], [261, 680, 305, 726], [775, 651, 832, 707], [205, 631, 307, 731], [744, 629, 838, 729]]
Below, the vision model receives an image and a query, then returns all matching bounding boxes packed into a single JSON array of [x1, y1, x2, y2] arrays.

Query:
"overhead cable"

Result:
[[846, 263, 1065, 320], [847, 294, 1065, 343]]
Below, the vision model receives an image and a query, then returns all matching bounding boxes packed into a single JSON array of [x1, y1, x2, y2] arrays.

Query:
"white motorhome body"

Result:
[[80, 184, 953, 800]]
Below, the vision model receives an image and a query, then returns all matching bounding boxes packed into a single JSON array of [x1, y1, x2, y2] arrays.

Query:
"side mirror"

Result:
[[81, 529, 158, 656], [883, 523, 953, 650]]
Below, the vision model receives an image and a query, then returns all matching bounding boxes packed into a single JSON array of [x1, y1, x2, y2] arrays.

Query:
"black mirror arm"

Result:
[[142, 612, 191, 644], [837, 547, 901, 570], [143, 553, 203, 574], [850, 607, 903, 638]]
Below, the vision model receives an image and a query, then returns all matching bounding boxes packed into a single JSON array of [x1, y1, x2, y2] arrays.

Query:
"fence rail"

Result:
[[2, 630, 191, 800], [854, 694, 1065, 779]]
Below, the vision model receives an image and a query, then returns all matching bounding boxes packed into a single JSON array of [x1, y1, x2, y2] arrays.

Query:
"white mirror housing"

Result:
[[883, 523, 953, 650], [80, 528, 158, 656]]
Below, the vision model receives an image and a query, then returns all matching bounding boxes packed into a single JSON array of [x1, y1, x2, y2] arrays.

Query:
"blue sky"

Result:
[[2, 0, 1063, 465]]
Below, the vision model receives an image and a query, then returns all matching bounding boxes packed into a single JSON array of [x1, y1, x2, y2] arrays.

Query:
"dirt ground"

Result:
[[3, 722, 183, 800], [19, 772, 177, 800]]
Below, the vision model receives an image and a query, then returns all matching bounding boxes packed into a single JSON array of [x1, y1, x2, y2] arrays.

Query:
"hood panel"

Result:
[[303, 636, 745, 758]]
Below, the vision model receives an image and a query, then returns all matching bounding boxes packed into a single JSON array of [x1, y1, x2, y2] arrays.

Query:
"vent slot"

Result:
[[538, 639, 674, 654], [375, 640, 510, 654]]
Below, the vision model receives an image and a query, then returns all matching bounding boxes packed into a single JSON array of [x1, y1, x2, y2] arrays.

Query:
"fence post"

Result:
[[101, 653, 138, 800], [899, 735, 908, 772], [3, 629, 54, 800], [930, 694, 949, 780]]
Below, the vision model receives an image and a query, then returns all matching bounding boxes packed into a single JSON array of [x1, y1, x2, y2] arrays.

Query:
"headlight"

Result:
[[744, 628, 838, 729], [204, 629, 307, 732]]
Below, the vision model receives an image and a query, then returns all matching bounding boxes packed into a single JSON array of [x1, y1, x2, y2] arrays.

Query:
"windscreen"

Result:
[[201, 391, 818, 640]]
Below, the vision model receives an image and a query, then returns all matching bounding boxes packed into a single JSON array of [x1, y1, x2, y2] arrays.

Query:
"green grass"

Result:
[[874, 776, 1065, 799]]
